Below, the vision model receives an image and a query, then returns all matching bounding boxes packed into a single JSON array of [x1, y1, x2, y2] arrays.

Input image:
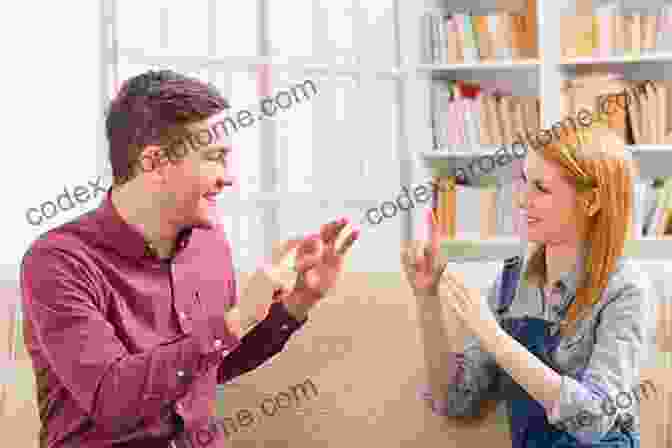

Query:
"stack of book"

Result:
[[623, 80, 672, 145], [431, 80, 540, 150], [422, 1, 538, 64], [562, 2, 672, 59]]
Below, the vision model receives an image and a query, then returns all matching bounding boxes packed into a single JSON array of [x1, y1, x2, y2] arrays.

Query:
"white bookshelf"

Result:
[[405, 0, 672, 262]]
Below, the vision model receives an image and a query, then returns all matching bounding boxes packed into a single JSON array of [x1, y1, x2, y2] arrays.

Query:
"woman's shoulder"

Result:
[[597, 258, 656, 315]]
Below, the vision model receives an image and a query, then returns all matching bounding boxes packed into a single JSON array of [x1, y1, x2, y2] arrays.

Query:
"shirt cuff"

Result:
[[264, 300, 308, 331], [546, 375, 616, 443]]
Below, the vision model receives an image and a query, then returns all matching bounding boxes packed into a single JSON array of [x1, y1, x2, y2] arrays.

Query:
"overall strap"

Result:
[[496, 256, 522, 316]]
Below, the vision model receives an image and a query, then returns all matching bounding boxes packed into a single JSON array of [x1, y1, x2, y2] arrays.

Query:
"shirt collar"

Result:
[[93, 187, 193, 262], [552, 246, 625, 297]]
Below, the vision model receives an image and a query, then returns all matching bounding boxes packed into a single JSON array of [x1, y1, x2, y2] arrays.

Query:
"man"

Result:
[[20, 70, 358, 448]]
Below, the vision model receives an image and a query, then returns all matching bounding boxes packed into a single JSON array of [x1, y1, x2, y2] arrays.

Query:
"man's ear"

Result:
[[137, 145, 171, 181]]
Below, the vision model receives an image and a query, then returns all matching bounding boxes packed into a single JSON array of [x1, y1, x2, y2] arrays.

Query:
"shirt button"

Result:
[[177, 370, 185, 378], [175, 403, 183, 411], [281, 324, 290, 331], [179, 312, 188, 320], [213, 339, 222, 349]]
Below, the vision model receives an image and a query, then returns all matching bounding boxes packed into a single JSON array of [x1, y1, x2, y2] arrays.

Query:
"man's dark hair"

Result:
[[105, 69, 230, 184]]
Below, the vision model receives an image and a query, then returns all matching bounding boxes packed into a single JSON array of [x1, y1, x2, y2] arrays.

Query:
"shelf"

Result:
[[216, 192, 379, 208], [437, 236, 672, 263], [561, 53, 672, 66], [627, 145, 672, 179], [117, 47, 401, 79], [421, 148, 517, 187], [624, 237, 672, 260], [440, 235, 523, 263], [416, 59, 540, 73]]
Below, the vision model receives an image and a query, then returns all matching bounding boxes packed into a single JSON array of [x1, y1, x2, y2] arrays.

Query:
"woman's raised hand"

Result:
[[401, 208, 446, 297]]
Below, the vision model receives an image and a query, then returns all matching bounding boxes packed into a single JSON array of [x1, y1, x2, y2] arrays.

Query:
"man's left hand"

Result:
[[282, 217, 359, 320]]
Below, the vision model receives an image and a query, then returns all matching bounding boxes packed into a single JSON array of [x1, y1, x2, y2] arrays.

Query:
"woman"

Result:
[[403, 125, 655, 447]]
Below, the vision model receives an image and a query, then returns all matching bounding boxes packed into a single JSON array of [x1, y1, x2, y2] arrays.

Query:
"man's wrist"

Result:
[[281, 289, 315, 322]]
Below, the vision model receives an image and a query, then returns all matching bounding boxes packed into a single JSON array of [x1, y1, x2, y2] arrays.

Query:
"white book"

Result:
[[431, 14, 441, 63], [439, 84, 452, 148], [431, 84, 439, 148], [662, 4, 672, 52], [438, 15, 447, 64], [472, 95, 482, 145], [422, 13, 434, 64], [595, 0, 618, 57]]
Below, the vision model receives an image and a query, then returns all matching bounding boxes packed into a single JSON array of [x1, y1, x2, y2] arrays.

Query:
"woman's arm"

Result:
[[416, 283, 502, 417]]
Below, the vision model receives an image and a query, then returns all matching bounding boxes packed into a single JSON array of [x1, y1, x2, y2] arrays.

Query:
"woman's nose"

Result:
[[513, 181, 530, 210]]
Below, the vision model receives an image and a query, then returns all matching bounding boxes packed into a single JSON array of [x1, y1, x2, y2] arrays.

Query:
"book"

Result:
[[595, 0, 619, 57], [422, 13, 435, 63], [627, 87, 644, 144], [627, 13, 642, 59], [489, 12, 513, 60], [479, 92, 493, 145], [499, 95, 514, 146], [438, 177, 457, 238], [641, 15, 658, 55], [461, 13, 479, 63], [473, 15, 492, 60], [656, 82, 667, 144], [646, 81, 658, 145], [447, 16, 463, 63], [510, 14, 526, 59], [522, 0, 538, 58]]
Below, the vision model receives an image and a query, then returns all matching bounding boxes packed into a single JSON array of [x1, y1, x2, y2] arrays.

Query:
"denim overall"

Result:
[[495, 257, 640, 448]]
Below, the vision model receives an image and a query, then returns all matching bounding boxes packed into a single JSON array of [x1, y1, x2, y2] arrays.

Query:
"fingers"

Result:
[[320, 217, 349, 247], [294, 235, 324, 273], [271, 238, 303, 264], [335, 226, 360, 256]]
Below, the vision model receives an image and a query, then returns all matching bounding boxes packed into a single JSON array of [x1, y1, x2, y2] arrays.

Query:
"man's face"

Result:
[[153, 110, 235, 230]]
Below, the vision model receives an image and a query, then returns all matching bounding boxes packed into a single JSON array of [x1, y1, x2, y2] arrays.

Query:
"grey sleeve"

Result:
[[547, 270, 656, 444]]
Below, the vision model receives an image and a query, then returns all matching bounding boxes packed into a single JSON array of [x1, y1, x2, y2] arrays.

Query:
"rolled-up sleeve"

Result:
[[419, 280, 502, 417], [21, 247, 232, 432], [547, 277, 655, 443]]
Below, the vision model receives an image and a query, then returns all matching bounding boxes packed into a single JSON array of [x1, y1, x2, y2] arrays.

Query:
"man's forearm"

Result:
[[217, 300, 307, 384]]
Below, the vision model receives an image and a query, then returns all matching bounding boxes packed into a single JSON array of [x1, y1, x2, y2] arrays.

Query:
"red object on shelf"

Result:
[[456, 81, 481, 99]]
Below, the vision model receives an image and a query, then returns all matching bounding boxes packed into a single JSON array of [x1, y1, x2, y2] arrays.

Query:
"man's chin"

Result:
[[189, 214, 218, 230]]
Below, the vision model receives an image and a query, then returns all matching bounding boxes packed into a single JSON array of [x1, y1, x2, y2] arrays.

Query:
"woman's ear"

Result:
[[581, 189, 601, 217]]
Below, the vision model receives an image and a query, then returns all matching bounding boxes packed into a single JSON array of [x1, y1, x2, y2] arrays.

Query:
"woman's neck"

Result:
[[544, 243, 584, 289]]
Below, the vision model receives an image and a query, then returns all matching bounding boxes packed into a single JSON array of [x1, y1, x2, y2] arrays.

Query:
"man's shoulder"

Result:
[[22, 210, 101, 269]]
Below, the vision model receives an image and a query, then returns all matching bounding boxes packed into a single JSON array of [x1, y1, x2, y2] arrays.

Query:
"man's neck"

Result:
[[110, 184, 179, 259], [544, 242, 583, 289]]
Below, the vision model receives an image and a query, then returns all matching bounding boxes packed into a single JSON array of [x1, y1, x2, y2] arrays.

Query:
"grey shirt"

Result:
[[426, 255, 657, 444]]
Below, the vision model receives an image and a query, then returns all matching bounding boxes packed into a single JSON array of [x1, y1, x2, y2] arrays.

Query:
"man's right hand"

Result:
[[401, 208, 446, 297]]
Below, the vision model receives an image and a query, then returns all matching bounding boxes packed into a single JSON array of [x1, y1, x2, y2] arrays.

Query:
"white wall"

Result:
[[1, 3, 103, 285]]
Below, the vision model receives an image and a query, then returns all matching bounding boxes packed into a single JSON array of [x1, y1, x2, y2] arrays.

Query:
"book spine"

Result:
[[595, 3, 614, 57], [499, 13, 514, 59], [662, 4, 672, 51], [629, 12, 642, 59], [461, 13, 479, 62], [487, 14, 500, 59], [422, 13, 434, 64], [431, 14, 441, 63]]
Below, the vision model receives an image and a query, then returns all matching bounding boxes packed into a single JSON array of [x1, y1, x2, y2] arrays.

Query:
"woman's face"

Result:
[[514, 149, 584, 245]]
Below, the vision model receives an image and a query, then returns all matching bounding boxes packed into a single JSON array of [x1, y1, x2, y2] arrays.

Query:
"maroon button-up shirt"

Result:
[[20, 189, 306, 448]]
